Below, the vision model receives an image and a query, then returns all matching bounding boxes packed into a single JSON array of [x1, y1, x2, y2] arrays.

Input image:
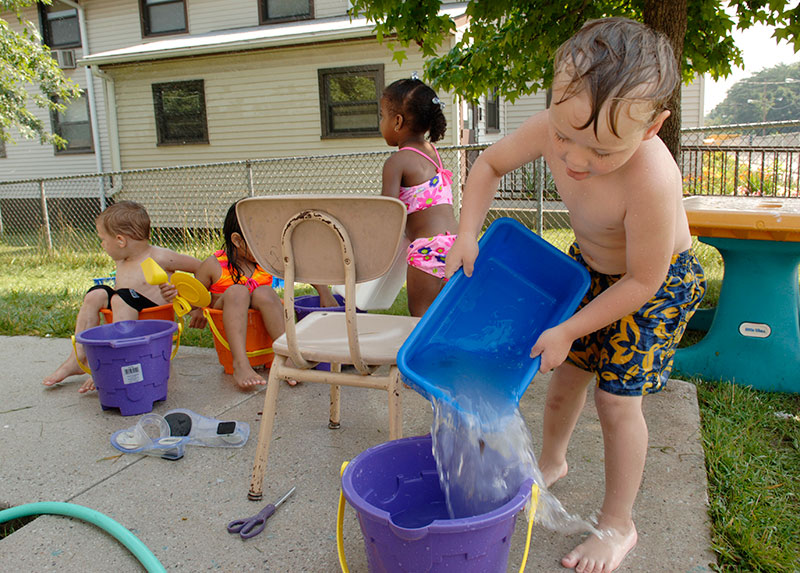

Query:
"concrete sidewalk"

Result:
[[0, 335, 716, 571]]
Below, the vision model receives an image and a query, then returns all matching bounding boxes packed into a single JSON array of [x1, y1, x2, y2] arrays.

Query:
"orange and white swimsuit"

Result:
[[208, 250, 273, 294]]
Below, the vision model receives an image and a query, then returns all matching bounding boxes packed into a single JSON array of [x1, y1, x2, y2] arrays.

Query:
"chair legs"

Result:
[[248, 360, 405, 500], [248, 355, 284, 501], [388, 366, 403, 440], [329, 363, 341, 430]]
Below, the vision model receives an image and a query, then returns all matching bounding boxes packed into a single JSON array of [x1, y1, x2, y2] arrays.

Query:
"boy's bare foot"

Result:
[[78, 378, 96, 393], [233, 363, 267, 389], [540, 460, 569, 488], [562, 522, 637, 573], [42, 356, 86, 387]]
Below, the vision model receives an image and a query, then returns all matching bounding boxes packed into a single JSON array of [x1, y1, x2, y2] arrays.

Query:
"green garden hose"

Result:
[[0, 501, 166, 573]]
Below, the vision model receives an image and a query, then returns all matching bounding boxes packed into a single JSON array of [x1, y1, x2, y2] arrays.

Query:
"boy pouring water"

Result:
[[446, 18, 706, 573]]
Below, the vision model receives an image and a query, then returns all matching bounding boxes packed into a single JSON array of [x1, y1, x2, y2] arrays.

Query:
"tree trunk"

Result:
[[644, 0, 687, 165]]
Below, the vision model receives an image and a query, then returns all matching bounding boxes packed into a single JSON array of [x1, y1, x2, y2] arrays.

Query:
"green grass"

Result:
[[0, 240, 797, 572], [695, 382, 800, 572]]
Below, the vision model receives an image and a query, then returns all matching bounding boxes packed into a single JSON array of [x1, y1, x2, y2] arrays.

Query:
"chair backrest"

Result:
[[236, 195, 407, 285], [237, 195, 408, 372]]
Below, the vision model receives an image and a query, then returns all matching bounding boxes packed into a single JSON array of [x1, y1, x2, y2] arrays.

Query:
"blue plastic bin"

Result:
[[398, 218, 590, 414]]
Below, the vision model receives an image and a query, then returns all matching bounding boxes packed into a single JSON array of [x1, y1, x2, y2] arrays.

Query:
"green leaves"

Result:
[[0, 0, 79, 146], [706, 62, 800, 124], [350, 0, 799, 104]]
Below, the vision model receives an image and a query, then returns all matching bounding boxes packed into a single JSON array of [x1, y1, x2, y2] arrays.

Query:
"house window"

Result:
[[140, 0, 187, 37], [39, 0, 80, 48], [260, 0, 312, 23], [51, 92, 93, 153], [486, 90, 500, 132], [318, 65, 383, 138], [152, 80, 209, 145]]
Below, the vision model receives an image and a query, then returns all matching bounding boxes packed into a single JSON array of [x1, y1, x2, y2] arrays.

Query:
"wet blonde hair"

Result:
[[96, 201, 150, 241], [553, 17, 678, 137]]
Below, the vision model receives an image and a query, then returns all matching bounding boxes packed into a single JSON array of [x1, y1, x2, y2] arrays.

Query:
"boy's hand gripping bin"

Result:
[[398, 218, 590, 414]]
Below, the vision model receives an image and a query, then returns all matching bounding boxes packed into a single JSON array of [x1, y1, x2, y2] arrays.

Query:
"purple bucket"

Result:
[[295, 294, 363, 371], [294, 293, 346, 319], [76, 320, 178, 416], [341, 435, 532, 573]]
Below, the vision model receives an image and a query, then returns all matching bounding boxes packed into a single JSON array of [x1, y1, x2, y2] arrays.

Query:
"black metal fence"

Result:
[[681, 120, 800, 198]]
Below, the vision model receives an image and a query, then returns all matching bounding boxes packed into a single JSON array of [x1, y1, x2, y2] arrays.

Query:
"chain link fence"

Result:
[[0, 145, 575, 254], [2, 121, 799, 255]]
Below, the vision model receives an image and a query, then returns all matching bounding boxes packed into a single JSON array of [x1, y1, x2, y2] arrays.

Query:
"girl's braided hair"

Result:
[[383, 78, 447, 142]]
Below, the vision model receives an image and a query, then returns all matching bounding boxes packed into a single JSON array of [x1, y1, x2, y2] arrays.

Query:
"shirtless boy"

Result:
[[446, 18, 706, 573], [43, 201, 201, 393]]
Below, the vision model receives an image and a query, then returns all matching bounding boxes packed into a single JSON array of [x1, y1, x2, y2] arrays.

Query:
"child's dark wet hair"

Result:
[[383, 78, 447, 142], [553, 17, 678, 137], [222, 201, 247, 285]]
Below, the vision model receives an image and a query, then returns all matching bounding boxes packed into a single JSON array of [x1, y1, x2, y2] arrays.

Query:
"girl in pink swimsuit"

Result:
[[380, 77, 459, 317]]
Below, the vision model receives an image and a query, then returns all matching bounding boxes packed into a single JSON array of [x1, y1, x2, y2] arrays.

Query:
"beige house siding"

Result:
[[502, 92, 547, 136], [187, 0, 257, 35], [315, 0, 350, 19], [679, 78, 705, 127], [82, 0, 142, 55], [84, 0, 257, 53], [108, 41, 457, 170], [102, 39, 462, 226]]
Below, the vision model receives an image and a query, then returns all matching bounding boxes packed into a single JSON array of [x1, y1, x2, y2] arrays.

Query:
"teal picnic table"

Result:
[[673, 196, 800, 393]]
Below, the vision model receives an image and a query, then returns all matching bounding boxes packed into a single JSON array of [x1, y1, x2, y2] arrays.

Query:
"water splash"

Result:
[[430, 394, 599, 535]]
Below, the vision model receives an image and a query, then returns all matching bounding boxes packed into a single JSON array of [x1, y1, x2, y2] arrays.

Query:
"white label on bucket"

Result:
[[738, 322, 771, 338], [121, 363, 144, 384]]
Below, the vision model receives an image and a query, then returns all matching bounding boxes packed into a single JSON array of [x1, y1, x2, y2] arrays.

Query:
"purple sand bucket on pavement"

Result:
[[338, 435, 536, 573], [75, 320, 179, 416]]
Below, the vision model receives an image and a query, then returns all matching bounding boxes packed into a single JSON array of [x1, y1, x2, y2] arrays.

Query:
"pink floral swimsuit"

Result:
[[397, 146, 457, 277], [397, 145, 453, 213]]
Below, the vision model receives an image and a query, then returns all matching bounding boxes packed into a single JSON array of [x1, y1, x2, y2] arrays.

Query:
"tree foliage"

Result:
[[706, 62, 800, 125], [349, 0, 800, 104], [1, 0, 80, 147]]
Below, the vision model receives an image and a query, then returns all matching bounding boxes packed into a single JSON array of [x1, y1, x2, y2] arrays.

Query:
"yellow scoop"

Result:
[[141, 257, 211, 317], [141, 257, 168, 285]]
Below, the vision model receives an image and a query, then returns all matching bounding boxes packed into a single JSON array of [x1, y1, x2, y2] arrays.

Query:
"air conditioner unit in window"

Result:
[[51, 49, 77, 69]]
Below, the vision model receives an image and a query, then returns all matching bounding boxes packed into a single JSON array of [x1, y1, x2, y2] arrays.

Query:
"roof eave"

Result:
[[78, 28, 379, 67]]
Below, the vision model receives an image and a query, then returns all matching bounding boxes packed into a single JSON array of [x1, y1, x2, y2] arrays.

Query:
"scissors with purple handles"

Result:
[[227, 487, 295, 539]]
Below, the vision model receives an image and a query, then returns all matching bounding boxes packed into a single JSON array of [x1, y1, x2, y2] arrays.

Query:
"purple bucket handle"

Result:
[[109, 336, 152, 348], [388, 520, 430, 541]]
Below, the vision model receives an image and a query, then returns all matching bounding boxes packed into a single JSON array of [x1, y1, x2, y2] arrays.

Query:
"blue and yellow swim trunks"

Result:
[[566, 242, 706, 396]]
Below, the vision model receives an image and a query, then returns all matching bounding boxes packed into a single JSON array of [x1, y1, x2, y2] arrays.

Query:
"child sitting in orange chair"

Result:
[[194, 201, 337, 389], [43, 200, 201, 393]]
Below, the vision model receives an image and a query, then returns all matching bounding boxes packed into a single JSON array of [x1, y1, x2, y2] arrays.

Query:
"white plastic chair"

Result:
[[236, 195, 419, 501]]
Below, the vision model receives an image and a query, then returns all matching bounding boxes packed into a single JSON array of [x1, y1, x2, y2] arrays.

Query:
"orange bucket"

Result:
[[203, 308, 274, 374], [101, 303, 175, 323]]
